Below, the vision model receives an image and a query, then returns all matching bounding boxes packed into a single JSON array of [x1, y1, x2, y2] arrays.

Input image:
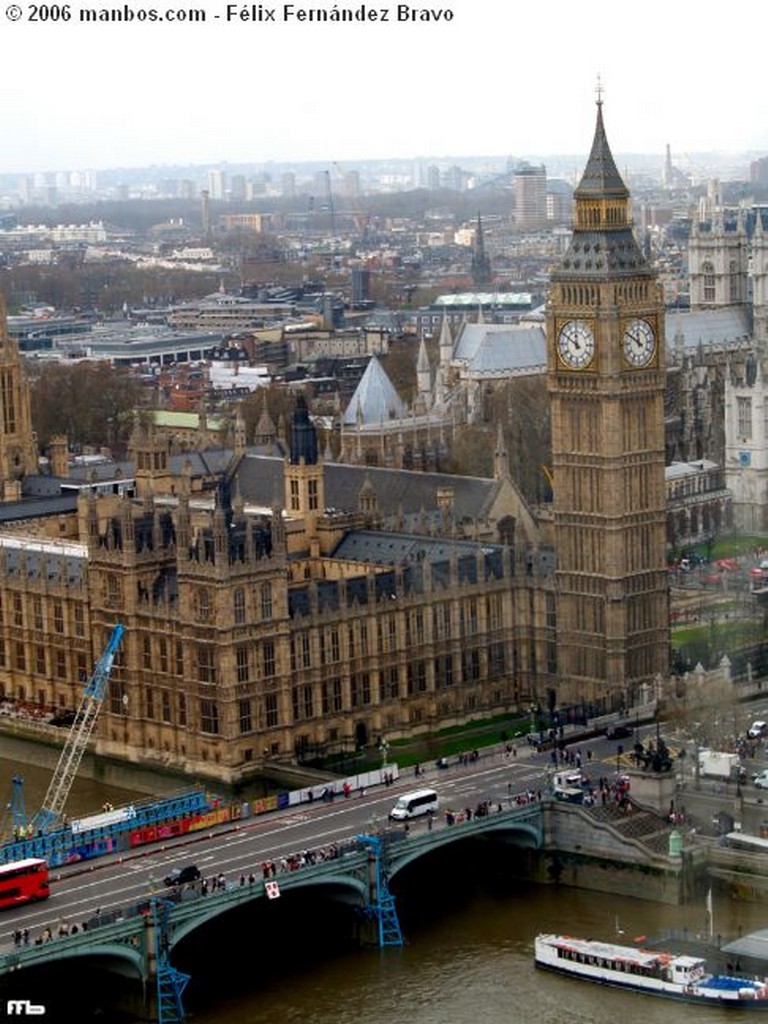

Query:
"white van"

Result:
[[389, 788, 439, 821], [553, 770, 584, 790]]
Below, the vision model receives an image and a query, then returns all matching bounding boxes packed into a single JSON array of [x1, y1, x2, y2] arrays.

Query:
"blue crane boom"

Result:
[[33, 624, 125, 834]]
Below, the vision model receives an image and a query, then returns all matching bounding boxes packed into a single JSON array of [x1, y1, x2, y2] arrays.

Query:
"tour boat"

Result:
[[534, 933, 768, 1007]]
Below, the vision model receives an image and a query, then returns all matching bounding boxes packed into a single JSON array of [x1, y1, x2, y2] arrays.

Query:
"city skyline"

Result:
[[3, 0, 768, 175]]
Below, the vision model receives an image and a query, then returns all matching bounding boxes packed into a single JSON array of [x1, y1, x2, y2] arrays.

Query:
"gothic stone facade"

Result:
[[0, 490, 554, 782]]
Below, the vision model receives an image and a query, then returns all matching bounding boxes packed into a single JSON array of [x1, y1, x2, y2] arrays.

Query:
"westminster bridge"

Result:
[[0, 791, 696, 1024]]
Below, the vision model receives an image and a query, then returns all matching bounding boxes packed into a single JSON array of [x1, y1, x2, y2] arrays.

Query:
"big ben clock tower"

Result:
[[547, 96, 669, 711]]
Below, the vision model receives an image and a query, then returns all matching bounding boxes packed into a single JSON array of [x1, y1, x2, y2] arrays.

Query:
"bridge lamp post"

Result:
[[379, 738, 390, 768]]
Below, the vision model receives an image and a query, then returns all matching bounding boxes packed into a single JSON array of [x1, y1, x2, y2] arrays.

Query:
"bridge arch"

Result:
[[387, 817, 542, 879], [169, 870, 369, 949]]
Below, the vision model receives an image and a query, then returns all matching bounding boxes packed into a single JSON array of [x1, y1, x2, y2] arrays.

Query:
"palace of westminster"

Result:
[[0, 103, 764, 783]]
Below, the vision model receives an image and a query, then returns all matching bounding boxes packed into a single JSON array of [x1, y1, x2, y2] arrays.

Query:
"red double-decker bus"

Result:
[[0, 858, 50, 909]]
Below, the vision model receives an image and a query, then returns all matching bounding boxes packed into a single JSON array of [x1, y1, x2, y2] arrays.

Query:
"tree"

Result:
[[29, 362, 143, 455], [442, 425, 495, 478]]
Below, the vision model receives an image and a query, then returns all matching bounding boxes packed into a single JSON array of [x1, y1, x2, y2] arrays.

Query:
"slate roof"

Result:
[[722, 928, 768, 962], [289, 537, 507, 617], [9, 447, 500, 539], [574, 101, 628, 200], [553, 100, 651, 282], [665, 308, 752, 351], [332, 530, 504, 566], [665, 459, 719, 481], [234, 455, 499, 521], [342, 356, 407, 426], [0, 493, 78, 524], [453, 324, 546, 377], [167, 448, 239, 477], [0, 535, 86, 583]]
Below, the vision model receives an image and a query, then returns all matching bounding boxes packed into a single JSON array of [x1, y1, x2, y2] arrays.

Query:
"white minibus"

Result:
[[389, 788, 439, 821]]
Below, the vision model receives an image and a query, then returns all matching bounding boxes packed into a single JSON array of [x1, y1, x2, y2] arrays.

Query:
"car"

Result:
[[753, 770, 768, 789], [605, 724, 633, 740], [163, 864, 201, 887], [748, 721, 768, 739]]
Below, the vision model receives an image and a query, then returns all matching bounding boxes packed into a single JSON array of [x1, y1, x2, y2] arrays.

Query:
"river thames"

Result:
[[184, 882, 768, 1024]]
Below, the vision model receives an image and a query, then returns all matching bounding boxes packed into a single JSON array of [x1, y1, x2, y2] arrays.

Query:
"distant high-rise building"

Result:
[[427, 165, 440, 191], [313, 170, 330, 200], [546, 180, 573, 224], [444, 165, 465, 192], [208, 169, 226, 200], [179, 180, 195, 200], [751, 157, 768, 186], [281, 172, 296, 198], [343, 170, 361, 198], [201, 190, 211, 238], [513, 162, 547, 229], [18, 175, 33, 203], [230, 175, 246, 201], [246, 180, 266, 200], [351, 267, 370, 305]]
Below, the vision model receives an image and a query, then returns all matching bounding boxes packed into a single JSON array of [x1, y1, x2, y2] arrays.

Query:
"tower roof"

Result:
[[574, 99, 628, 200], [342, 355, 407, 426], [552, 96, 650, 282], [288, 395, 318, 465]]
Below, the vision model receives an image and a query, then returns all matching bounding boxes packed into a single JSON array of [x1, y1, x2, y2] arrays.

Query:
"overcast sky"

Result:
[[3, 0, 766, 174]]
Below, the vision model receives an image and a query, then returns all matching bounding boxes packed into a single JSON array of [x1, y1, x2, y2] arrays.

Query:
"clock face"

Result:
[[623, 318, 656, 367], [557, 320, 595, 370]]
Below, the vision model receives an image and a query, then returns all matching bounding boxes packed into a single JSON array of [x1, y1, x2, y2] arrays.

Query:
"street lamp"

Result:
[[379, 737, 390, 769]]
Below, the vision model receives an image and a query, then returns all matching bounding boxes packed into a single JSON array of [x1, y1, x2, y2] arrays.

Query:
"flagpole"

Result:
[[706, 887, 714, 940]]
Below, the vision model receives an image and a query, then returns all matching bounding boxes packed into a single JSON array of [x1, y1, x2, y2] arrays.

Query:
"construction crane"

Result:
[[33, 624, 125, 834]]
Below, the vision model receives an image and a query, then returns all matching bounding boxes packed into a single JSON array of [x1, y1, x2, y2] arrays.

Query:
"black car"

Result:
[[605, 724, 633, 740], [163, 864, 201, 887]]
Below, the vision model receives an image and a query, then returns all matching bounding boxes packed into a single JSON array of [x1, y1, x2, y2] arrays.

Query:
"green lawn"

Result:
[[682, 535, 768, 562]]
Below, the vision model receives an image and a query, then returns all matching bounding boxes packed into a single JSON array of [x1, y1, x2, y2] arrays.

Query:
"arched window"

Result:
[[233, 587, 246, 625], [729, 259, 740, 303], [195, 587, 212, 623], [703, 261, 716, 303]]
